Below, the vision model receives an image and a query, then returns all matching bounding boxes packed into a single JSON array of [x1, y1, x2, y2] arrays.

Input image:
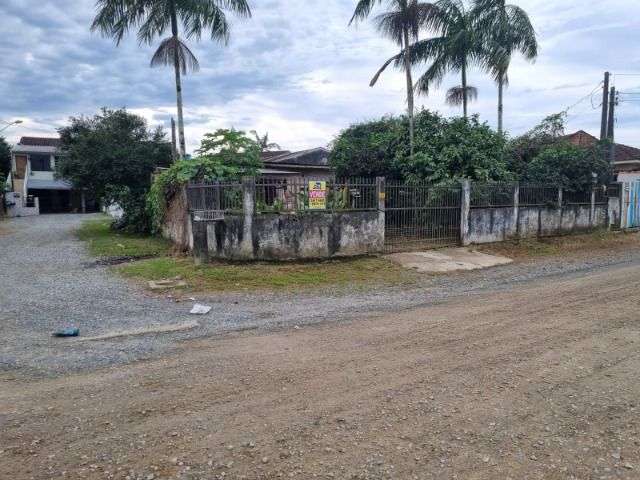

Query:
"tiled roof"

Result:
[[18, 137, 61, 147], [563, 130, 640, 165]]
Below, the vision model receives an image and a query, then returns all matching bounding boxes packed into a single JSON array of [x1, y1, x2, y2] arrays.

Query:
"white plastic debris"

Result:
[[190, 304, 212, 315]]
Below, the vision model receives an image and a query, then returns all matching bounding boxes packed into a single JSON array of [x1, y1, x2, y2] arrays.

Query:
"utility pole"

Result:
[[600, 72, 610, 140], [607, 86, 617, 166]]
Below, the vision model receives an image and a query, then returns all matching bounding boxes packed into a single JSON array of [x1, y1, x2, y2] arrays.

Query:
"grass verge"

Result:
[[117, 256, 415, 293], [77, 216, 171, 258], [477, 229, 640, 259]]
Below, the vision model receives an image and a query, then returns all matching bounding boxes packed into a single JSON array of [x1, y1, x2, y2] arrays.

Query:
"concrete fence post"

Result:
[[512, 183, 520, 239], [240, 176, 256, 259], [590, 187, 596, 228], [376, 176, 386, 253], [557, 187, 563, 234], [460, 180, 471, 246]]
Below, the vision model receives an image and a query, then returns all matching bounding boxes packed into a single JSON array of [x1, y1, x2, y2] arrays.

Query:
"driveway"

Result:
[[2, 214, 640, 377]]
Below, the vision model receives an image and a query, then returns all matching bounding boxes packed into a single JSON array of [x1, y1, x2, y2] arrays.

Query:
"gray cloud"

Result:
[[1, 0, 640, 151]]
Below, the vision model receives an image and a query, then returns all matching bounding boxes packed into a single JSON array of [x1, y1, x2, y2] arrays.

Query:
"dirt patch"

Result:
[[2, 263, 640, 479]]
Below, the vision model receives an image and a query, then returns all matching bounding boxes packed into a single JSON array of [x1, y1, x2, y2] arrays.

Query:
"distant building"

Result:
[[564, 130, 640, 182], [260, 147, 333, 180], [5, 137, 95, 216]]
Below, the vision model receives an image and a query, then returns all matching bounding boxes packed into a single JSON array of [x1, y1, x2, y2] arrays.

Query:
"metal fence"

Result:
[[385, 181, 462, 252], [255, 177, 378, 213], [187, 177, 378, 217], [186, 180, 243, 220], [471, 182, 515, 208]]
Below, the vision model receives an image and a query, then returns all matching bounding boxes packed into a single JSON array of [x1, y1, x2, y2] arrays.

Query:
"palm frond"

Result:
[[150, 36, 200, 74], [445, 85, 478, 106], [349, 0, 382, 25], [370, 52, 403, 87]]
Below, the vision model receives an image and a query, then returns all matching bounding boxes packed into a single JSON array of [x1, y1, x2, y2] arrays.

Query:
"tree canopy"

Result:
[[0, 136, 11, 178], [56, 108, 172, 231], [330, 109, 509, 183]]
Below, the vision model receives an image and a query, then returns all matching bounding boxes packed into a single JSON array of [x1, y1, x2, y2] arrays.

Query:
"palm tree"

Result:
[[250, 131, 281, 152], [475, 0, 537, 134], [91, 0, 252, 159], [350, 0, 433, 158], [410, 0, 490, 118]]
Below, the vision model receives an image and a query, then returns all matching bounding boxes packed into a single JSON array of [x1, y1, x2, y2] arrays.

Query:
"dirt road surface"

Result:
[[2, 263, 640, 479]]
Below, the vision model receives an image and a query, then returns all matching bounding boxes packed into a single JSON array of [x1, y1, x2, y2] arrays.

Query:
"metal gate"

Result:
[[622, 181, 640, 229], [384, 181, 462, 252]]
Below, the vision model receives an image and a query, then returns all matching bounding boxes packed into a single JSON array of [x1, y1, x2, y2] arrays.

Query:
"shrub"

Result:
[[147, 129, 262, 233]]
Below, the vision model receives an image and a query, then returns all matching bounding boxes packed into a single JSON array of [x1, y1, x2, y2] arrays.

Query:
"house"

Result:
[[260, 147, 333, 180], [564, 130, 640, 182], [5, 136, 94, 216]]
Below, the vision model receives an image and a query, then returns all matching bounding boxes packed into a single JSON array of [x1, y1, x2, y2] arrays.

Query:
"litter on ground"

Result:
[[190, 304, 212, 315]]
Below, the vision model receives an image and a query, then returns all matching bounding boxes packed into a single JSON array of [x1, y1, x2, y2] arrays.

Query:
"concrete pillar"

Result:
[[240, 177, 256, 259], [512, 183, 520, 239], [191, 214, 208, 265], [376, 177, 385, 253], [557, 187, 564, 234], [81, 191, 86, 214], [460, 180, 471, 246], [590, 188, 596, 228]]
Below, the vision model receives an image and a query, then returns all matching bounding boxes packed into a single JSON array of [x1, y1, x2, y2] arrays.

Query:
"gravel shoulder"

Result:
[[2, 214, 640, 378]]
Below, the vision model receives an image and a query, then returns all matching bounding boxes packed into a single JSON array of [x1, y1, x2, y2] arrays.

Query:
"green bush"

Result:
[[147, 129, 262, 233], [329, 110, 510, 183]]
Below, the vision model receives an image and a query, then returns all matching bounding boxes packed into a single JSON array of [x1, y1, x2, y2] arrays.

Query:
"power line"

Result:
[[561, 81, 603, 114]]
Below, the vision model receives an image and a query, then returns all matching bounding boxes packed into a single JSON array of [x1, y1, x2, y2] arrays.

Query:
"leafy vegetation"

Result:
[[56, 108, 173, 233], [330, 109, 509, 183], [507, 113, 611, 190], [117, 256, 416, 293], [92, 0, 252, 159], [331, 110, 610, 191], [77, 217, 171, 258], [0, 136, 10, 177], [147, 129, 262, 233]]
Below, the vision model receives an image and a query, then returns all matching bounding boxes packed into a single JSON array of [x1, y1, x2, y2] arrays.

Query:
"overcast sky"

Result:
[[1, 0, 640, 153]]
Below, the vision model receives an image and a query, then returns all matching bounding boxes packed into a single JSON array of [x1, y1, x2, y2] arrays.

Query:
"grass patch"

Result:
[[477, 229, 640, 259], [77, 216, 171, 258], [117, 256, 415, 293]]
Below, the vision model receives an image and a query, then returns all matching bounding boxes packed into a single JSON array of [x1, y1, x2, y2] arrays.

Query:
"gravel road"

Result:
[[3, 258, 640, 479], [2, 214, 640, 378]]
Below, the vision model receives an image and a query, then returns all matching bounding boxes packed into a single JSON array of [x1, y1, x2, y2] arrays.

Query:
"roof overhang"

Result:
[[27, 178, 73, 191], [12, 145, 59, 154]]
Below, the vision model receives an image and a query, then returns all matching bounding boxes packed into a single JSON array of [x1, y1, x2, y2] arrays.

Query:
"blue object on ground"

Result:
[[53, 327, 80, 338]]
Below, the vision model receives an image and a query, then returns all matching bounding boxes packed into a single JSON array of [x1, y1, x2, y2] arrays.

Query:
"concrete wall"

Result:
[[161, 187, 193, 250], [467, 203, 611, 244], [5, 192, 39, 217], [193, 211, 383, 261]]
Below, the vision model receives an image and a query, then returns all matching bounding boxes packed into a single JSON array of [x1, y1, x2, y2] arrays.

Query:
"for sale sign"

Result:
[[308, 181, 327, 210]]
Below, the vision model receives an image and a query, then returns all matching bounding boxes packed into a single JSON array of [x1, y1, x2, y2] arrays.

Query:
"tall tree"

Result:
[[350, 0, 433, 159], [0, 137, 11, 178], [475, 0, 537, 133], [410, 0, 489, 117], [91, 0, 252, 159]]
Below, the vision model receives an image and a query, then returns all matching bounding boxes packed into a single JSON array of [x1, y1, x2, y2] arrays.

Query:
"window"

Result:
[[30, 154, 52, 172]]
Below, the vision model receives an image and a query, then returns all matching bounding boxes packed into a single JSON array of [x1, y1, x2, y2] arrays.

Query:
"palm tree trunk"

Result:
[[402, 28, 415, 159], [497, 72, 504, 134], [461, 61, 468, 118], [170, 3, 187, 159]]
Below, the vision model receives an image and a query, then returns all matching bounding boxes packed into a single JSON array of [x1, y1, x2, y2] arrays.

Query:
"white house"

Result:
[[5, 136, 93, 216]]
